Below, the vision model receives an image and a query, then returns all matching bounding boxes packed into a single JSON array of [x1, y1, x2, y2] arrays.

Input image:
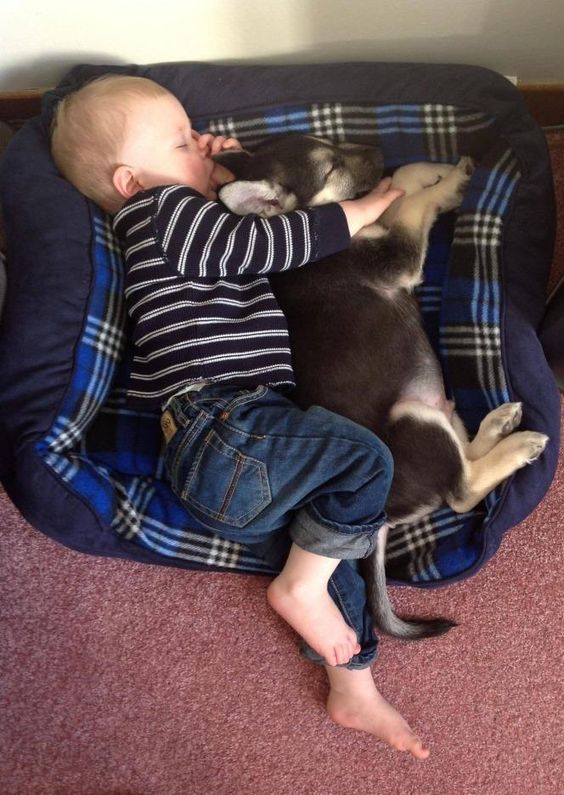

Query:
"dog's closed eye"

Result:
[[325, 159, 342, 178]]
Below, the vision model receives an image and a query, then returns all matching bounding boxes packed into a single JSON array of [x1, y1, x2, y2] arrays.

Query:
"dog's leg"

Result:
[[450, 402, 525, 461], [448, 430, 549, 513], [465, 402, 525, 460], [385, 401, 467, 522], [387, 156, 472, 235], [355, 164, 458, 241], [388, 162, 457, 200], [374, 158, 474, 288]]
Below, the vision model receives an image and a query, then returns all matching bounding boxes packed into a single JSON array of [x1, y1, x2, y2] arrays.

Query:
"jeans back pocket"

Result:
[[180, 429, 271, 528]]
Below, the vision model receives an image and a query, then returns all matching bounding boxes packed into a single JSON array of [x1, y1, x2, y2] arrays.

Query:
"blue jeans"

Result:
[[163, 384, 393, 669]]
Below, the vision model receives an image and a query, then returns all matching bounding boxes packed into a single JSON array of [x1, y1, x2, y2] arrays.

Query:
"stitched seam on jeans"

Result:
[[305, 504, 384, 537], [222, 384, 268, 413], [170, 412, 207, 474], [218, 452, 245, 521], [182, 431, 270, 525], [218, 420, 267, 440]]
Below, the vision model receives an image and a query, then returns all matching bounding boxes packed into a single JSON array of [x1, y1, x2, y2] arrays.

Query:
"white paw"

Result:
[[451, 157, 475, 194], [456, 156, 476, 178], [523, 432, 549, 464], [480, 402, 523, 439], [436, 157, 475, 213], [515, 431, 550, 466]]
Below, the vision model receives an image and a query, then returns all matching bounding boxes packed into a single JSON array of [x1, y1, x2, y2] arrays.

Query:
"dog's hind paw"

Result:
[[521, 432, 550, 464], [481, 402, 523, 440], [506, 431, 550, 467]]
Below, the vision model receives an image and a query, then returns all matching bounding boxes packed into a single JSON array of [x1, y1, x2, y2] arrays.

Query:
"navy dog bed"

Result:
[[0, 62, 559, 586]]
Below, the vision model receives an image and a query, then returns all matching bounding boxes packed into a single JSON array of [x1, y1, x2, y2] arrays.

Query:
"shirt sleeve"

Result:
[[141, 185, 350, 278]]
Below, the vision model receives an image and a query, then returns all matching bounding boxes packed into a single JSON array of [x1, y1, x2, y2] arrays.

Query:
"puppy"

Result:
[[217, 134, 548, 639]]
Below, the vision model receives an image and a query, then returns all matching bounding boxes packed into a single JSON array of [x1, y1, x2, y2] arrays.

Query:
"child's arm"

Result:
[[337, 178, 402, 237], [115, 182, 402, 280], [193, 132, 401, 238]]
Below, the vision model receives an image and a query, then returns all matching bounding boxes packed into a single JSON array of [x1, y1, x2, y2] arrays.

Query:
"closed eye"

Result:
[[325, 158, 342, 177]]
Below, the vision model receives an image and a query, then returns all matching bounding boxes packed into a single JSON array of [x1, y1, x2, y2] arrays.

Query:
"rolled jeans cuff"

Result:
[[288, 508, 378, 560], [299, 640, 377, 670]]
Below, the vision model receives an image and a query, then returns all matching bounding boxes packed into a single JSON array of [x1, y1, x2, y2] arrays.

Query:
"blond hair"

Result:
[[50, 74, 170, 213]]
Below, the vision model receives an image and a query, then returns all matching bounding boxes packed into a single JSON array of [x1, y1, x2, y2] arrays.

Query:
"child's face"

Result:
[[118, 92, 224, 199]]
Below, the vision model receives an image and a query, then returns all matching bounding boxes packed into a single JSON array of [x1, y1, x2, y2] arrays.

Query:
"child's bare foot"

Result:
[[325, 666, 430, 760], [267, 574, 361, 666]]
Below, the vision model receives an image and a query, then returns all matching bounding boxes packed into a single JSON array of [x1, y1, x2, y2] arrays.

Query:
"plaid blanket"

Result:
[[36, 101, 518, 584]]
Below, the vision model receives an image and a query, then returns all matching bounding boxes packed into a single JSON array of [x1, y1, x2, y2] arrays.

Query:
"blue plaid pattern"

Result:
[[35, 102, 518, 584]]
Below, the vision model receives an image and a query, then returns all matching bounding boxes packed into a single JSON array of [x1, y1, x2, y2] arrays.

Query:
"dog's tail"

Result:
[[361, 524, 457, 640]]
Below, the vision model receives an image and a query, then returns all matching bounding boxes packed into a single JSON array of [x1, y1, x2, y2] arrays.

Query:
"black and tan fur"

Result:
[[217, 135, 548, 639]]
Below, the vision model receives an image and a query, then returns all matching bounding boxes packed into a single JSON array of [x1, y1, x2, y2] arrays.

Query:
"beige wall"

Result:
[[2, 0, 564, 91]]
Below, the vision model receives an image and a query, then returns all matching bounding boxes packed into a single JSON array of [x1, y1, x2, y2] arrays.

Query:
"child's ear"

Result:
[[113, 165, 142, 200], [212, 149, 252, 178], [219, 180, 296, 216]]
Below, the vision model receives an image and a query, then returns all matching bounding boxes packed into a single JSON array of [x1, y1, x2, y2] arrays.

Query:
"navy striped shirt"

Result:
[[113, 185, 350, 409]]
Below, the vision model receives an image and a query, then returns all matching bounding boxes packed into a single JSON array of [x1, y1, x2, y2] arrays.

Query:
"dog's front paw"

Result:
[[437, 157, 475, 213], [456, 156, 475, 178], [451, 157, 475, 196]]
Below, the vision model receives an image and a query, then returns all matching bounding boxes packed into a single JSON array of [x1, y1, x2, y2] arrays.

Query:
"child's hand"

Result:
[[193, 131, 242, 157], [193, 133, 242, 193], [352, 177, 405, 226], [192, 132, 242, 196], [338, 178, 404, 237]]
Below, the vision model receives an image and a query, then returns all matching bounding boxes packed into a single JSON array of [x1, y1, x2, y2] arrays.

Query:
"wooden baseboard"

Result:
[[1, 83, 563, 127], [0, 89, 44, 123], [519, 85, 564, 128]]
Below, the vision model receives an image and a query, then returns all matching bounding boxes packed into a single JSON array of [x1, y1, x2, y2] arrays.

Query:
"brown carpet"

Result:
[[1, 133, 563, 795]]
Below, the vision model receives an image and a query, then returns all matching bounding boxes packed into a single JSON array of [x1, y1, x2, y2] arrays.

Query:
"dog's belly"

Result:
[[270, 242, 462, 527], [271, 266, 448, 430], [395, 349, 453, 420]]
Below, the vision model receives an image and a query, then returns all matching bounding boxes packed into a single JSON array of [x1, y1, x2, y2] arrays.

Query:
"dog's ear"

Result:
[[212, 149, 252, 178], [219, 180, 291, 216]]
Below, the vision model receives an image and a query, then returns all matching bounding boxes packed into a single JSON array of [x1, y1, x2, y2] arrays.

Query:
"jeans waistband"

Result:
[[161, 381, 211, 412]]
